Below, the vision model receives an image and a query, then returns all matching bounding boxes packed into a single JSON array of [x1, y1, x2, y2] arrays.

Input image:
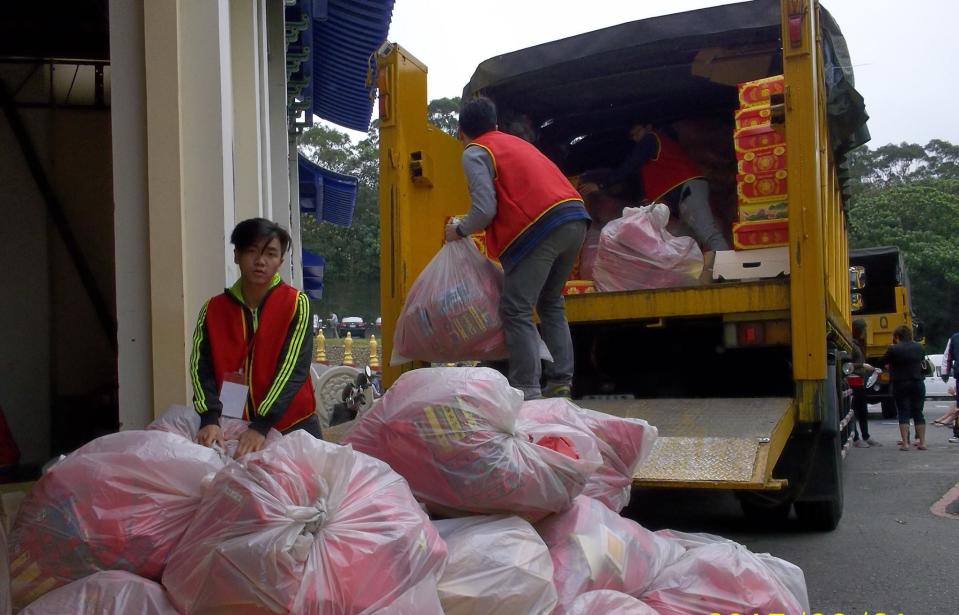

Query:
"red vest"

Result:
[[470, 130, 582, 258], [641, 131, 703, 202], [204, 283, 314, 432]]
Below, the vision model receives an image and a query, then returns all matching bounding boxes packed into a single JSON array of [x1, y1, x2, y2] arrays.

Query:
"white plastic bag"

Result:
[[567, 590, 658, 615], [593, 204, 703, 291], [520, 399, 657, 512], [641, 537, 808, 615], [162, 432, 448, 614], [391, 239, 508, 365], [433, 516, 557, 615], [9, 431, 223, 609], [535, 495, 684, 610], [19, 571, 179, 615], [147, 404, 282, 458], [343, 367, 601, 520]]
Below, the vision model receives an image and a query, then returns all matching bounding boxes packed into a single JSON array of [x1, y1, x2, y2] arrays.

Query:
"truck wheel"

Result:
[[738, 494, 791, 526], [880, 398, 897, 419], [795, 498, 842, 531]]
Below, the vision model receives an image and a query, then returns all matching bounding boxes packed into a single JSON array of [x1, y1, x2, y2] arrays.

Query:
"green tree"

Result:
[[428, 96, 460, 137]]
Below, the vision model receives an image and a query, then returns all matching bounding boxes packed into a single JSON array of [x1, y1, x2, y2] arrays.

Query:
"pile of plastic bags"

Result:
[[147, 404, 283, 458], [391, 240, 508, 365], [18, 571, 179, 615], [343, 367, 602, 520], [592, 204, 704, 292]]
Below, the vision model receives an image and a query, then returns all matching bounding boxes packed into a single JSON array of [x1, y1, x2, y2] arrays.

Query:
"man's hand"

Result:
[[197, 424, 225, 449], [445, 222, 464, 243], [234, 428, 266, 459]]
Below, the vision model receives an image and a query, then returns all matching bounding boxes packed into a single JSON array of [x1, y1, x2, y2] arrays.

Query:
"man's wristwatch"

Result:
[[455, 225, 466, 238]]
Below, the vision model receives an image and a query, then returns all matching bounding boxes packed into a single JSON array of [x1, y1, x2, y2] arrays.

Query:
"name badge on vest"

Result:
[[220, 370, 248, 419]]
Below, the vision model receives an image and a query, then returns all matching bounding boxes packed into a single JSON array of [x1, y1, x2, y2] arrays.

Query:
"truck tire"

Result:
[[880, 398, 897, 419], [738, 494, 791, 526], [795, 498, 842, 531]]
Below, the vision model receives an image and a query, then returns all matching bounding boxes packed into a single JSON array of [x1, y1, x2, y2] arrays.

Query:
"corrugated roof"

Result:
[[298, 154, 359, 227], [310, 0, 395, 131]]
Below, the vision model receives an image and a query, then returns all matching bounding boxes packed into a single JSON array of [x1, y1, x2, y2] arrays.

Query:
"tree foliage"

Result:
[[846, 141, 959, 348], [428, 97, 461, 137]]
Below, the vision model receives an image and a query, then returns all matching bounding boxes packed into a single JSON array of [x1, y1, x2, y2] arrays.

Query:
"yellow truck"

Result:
[[376, 0, 869, 530], [849, 246, 923, 418]]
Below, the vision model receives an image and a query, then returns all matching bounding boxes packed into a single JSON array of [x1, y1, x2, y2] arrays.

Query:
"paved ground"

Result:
[[624, 401, 959, 615]]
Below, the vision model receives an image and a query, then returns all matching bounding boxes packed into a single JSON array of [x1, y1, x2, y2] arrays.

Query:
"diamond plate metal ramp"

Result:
[[580, 397, 795, 489]]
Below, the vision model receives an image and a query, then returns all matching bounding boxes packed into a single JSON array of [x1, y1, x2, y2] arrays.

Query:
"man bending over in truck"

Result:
[[192, 218, 319, 457], [580, 124, 731, 256], [445, 95, 590, 400]]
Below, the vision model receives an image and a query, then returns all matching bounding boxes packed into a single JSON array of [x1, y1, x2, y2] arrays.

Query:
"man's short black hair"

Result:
[[458, 96, 498, 139], [230, 218, 291, 254]]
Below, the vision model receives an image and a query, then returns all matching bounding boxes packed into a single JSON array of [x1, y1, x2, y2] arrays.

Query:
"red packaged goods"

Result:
[[733, 124, 786, 152], [19, 571, 179, 615], [732, 220, 789, 250], [520, 399, 657, 512], [9, 431, 223, 609], [736, 169, 788, 203], [737, 75, 784, 108], [163, 431, 447, 615], [733, 105, 772, 130], [147, 404, 282, 458], [343, 367, 601, 519], [567, 590, 658, 615], [641, 540, 808, 615], [433, 516, 557, 615], [391, 239, 508, 365], [536, 496, 683, 610], [736, 144, 787, 175], [592, 204, 703, 292]]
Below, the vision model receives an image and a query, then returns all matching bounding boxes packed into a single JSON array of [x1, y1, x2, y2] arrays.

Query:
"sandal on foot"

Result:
[[899, 445, 910, 451], [916, 444, 927, 450]]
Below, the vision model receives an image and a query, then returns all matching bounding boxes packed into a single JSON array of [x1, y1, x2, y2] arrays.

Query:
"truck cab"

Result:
[[377, 0, 869, 530]]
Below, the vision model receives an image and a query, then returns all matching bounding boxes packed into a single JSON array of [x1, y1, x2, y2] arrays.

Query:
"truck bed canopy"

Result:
[[463, 0, 868, 188]]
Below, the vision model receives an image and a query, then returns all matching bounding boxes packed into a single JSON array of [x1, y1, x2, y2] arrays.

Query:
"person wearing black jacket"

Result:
[[880, 325, 927, 450]]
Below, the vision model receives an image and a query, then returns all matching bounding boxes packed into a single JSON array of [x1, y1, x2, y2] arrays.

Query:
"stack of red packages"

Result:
[[147, 404, 282, 458], [535, 496, 684, 611], [391, 239, 508, 365], [343, 367, 601, 520], [520, 399, 657, 512], [732, 75, 790, 248], [162, 432, 447, 614], [9, 431, 223, 609], [19, 571, 179, 615]]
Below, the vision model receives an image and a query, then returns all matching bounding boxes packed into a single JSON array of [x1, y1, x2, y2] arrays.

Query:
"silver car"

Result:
[[925, 353, 956, 399]]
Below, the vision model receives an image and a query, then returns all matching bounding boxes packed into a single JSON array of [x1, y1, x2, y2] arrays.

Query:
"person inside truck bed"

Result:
[[579, 124, 731, 254], [880, 325, 927, 451], [192, 218, 319, 457], [445, 95, 590, 400]]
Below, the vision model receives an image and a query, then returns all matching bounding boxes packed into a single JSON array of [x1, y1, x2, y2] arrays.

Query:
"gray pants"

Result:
[[669, 178, 730, 252], [501, 220, 587, 399]]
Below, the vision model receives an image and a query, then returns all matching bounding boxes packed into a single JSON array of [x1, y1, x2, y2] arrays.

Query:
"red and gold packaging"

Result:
[[737, 144, 787, 175], [734, 105, 773, 130], [734, 124, 786, 152], [737, 75, 784, 108], [738, 201, 788, 222], [737, 170, 788, 203], [732, 219, 789, 250], [563, 280, 597, 295]]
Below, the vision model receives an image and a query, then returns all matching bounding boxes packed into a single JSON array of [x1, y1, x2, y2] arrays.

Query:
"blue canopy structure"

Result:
[[298, 154, 358, 227]]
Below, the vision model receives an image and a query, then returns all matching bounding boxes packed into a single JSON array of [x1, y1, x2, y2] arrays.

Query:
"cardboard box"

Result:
[[738, 75, 784, 108], [732, 219, 789, 250], [734, 123, 786, 152], [734, 105, 773, 130], [737, 144, 787, 175], [738, 201, 788, 222], [737, 169, 788, 203], [713, 246, 790, 281]]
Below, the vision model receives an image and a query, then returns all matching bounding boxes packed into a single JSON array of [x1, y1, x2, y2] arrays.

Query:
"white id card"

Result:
[[220, 371, 248, 419]]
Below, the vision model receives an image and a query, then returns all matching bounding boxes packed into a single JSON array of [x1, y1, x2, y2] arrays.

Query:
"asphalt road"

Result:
[[624, 400, 959, 615]]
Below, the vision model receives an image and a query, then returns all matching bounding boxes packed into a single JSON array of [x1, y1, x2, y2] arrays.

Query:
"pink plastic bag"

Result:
[[645, 531, 809, 615], [521, 399, 657, 512], [567, 590, 659, 615], [391, 240, 508, 365], [536, 496, 683, 610], [162, 432, 447, 615], [343, 367, 601, 520], [9, 431, 223, 609], [19, 571, 179, 615], [147, 404, 282, 458], [433, 515, 557, 615], [593, 204, 703, 291]]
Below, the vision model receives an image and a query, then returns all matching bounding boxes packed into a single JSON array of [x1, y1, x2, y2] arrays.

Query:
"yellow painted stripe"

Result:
[[258, 293, 309, 415], [189, 302, 210, 413]]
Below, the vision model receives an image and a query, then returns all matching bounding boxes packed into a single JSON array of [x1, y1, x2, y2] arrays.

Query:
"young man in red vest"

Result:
[[445, 96, 590, 400], [585, 124, 730, 253], [192, 218, 318, 457]]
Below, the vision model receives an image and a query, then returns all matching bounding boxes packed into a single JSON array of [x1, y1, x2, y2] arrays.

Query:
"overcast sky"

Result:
[[374, 0, 958, 149]]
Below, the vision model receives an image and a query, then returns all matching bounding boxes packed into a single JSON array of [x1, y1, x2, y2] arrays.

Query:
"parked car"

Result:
[[925, 354, 956, 399], [338, 316, 366, 338]]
